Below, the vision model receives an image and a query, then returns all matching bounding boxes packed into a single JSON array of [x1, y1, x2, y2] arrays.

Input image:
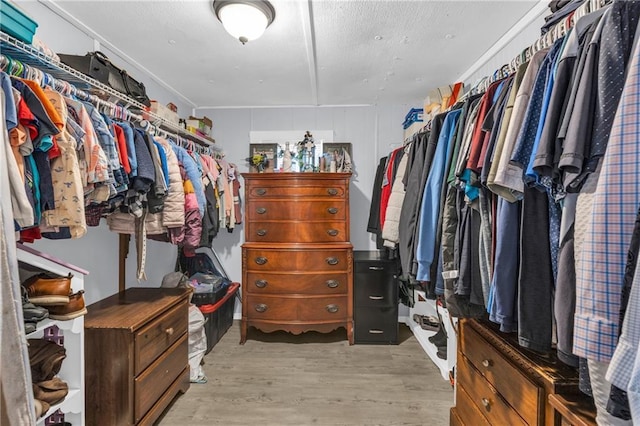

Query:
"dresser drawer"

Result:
[[246, 221, 348, 243], [457, 354, 527, 426], [134, 302, 188, 375], [244, 248, 350, 272], [246, 295, 298, 321], [134, 332, 188, 423], [246, 200, 347, 221], [455, 385, 491, 426], [298, 295, 348, 320], [247, 183, 346, 199], [246, 272, 349, 295], [461, 325, 541, 425], [354, 306, 397, 343]]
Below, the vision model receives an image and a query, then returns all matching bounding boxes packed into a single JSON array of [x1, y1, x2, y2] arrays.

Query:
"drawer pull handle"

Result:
[[326, 280, 339, 288], [255, 280, 268, 288], [257, 229, 267, 237], [482, 359, 492, 368], [481, 398, 490, 410], [255, 257, 268, 265], [369, 266, 384, 271], [369, 329, 384, 334], [326, 257, 339, 265], [326, 304, 339, 313], [369, 295, 384, 300], [165, 327, 174, 336], [256, 188, 267, 196], [327, 207, 339, 214], [327, 188, 338, 196], [255, 304, 268, 313], [327, 229, 339, 237], [256, 207, 267, 214]]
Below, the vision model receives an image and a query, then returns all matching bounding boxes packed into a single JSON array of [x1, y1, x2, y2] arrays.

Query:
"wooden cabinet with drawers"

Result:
[[85, 287, 191, 426], [451, 318, 580, 426], [241, 173, 353, 344]]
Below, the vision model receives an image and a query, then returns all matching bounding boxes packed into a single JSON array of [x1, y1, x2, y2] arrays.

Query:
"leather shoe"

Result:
[[33, 377, 68, 405], [28, 339, 66, 382], [47, 290, 87, 320], [23, 273, 72, 306], [33, 399, 50, 419]]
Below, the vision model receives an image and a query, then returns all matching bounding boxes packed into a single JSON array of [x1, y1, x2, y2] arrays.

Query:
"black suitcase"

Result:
[[58, 51, 151, 106]]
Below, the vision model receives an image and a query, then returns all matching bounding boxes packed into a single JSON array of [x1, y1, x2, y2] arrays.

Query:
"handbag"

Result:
[[58, 51, 151, 106]]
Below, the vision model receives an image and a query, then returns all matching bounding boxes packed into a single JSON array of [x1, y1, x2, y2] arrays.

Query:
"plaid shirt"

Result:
[[574, 31, 640, 362]]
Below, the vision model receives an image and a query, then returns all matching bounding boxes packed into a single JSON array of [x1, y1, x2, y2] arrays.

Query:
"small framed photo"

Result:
[[249, 143, 278, 172], [321, 142, 353, 172]]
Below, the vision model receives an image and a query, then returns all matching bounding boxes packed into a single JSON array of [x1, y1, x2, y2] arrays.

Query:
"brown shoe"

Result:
[[47, 290, 87, 320], [33, 377, 68, 405], [23, 273, 72, 306], [34, 399, 50, 418], [28, 339, 67, 382]]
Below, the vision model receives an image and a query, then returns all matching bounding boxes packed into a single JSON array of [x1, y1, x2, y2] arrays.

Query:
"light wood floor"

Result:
[[158, 321, 454, 426]]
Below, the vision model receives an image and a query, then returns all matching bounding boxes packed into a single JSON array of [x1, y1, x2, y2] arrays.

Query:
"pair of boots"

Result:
[[28, 339, 68, 419], [429, 318, 448, 360], [22, 273, 87, 324]]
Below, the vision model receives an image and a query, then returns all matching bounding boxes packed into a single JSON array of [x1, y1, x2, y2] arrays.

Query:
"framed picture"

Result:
[[249, 143, 278, 172], [321, 142, 353, 173]]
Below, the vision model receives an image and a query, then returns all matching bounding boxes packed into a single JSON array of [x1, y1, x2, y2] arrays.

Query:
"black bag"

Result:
[[58, 51, 151, 106]]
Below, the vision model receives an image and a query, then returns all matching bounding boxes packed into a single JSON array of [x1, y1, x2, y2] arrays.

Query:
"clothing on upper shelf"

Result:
[[1, 68, 239, 277]]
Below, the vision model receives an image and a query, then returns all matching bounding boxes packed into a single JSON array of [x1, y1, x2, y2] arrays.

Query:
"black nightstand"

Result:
[[353, 250, 399, 344]]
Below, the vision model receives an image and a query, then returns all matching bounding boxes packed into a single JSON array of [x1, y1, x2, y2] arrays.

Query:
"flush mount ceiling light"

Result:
[[212, 0, 276, 44]]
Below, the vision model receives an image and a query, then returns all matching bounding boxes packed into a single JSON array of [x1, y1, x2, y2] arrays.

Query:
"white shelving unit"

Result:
[[406, 289, 457, 381], [17, 244, 87, 426]]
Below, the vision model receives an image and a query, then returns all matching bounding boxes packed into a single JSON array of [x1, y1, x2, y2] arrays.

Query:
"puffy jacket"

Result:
[[171, 142, 205, 217], [156, 138, 185, 228], [382, 146, 409, 247]]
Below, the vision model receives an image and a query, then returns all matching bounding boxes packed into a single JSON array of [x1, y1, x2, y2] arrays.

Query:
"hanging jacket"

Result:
[[171, 142, 205, 217], [382, 146, 409, 247], [155, 137, 185, 229]]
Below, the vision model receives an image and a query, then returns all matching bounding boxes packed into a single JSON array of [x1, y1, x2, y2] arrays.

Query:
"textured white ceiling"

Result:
[[50, 0, 539, 108]]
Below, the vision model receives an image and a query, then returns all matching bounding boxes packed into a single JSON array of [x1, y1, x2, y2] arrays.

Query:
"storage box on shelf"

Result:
[[198, 282, 240, 354], [0, 0, 38, 44], [187, 115, 213, 136], [407, 289, 457, 380], [17, 244, 87, 426], [146, 100, 180, 125]]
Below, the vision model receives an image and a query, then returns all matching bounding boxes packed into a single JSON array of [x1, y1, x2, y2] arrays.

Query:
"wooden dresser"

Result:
[[85, 287, 191, 426], [241, 172, 353, 344], [451, 318, 580, 426]]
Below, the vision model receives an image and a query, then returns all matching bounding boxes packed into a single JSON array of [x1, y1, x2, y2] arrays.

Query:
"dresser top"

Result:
[[85, 287, 191, 330], [242, 172, 352, 180]]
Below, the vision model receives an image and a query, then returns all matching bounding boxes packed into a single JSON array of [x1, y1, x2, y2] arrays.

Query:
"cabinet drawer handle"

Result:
[[369, 266, 384, 271], [255, 304, 268, 313], [326, 257, 339, 265], [327, 229, 339, 237], [482, 359, 492, 368], [326, 280, 339, 289], [327, 188, 338, 196], [256, 188, 267, 196], [369, 295, 384, 300], [481, 398, 490, 410], [255, 280, 268, 288], [165, 327, 174, 336], [255, 257, 268, 265], [326, 304, 339, 313], [327, 207, 338, 214], [369, 329, 384, 334], [256, 229, 267, 237], [256, 207, 267, 214]]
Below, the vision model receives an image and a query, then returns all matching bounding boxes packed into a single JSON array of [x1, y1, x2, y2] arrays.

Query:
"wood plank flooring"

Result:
[[158, 322, 454, 426]]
